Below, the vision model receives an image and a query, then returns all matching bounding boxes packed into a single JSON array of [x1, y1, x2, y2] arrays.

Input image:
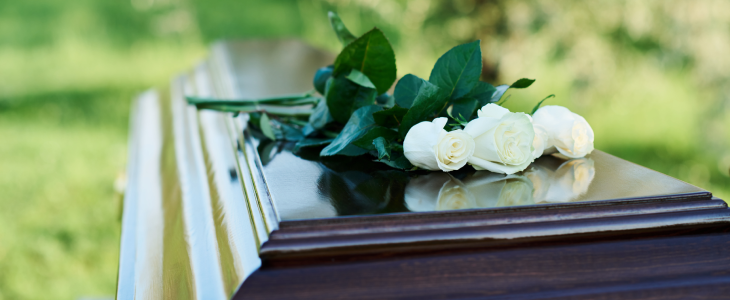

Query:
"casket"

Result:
[[115, 40, 730, 300]]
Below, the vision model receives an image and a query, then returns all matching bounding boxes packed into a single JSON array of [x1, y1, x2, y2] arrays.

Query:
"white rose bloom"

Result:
[[403, 117, 475, 172], [464, 104, 536, 174], [532, 123, 549, 159], [532, 105, 594, 158]]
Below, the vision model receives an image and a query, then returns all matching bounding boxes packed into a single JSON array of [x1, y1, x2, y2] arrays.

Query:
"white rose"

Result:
[[403, 117, 475, 172], [532, 123, 549, 159], [464, 104, 535, 174], [532, 105, 594, 158]]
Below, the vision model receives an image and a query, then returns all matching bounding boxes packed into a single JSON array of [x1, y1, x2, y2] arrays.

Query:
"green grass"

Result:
[[1, 0, 729, 299], [0, 91, 131, 300]]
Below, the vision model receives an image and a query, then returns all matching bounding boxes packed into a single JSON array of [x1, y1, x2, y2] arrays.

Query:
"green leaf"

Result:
[[490, 78, 536, 103], [308, 99, 333, 129], [352, 126, 399, 150], [393, 74, 426, 108], [376, 93, 394, 107], [510, 78, 536, 89], [490, 84, 510, 103], [313, 66, 333, 95], [398, 81, 448, 139], [496, 94, 512, 106], [326, 74, 378, 124], [531, 94, 555, 115], [271, 119, 305, 141], [259, 113, 276, 140], [346, 69, 376, 89], [337, 144, 370, 156], [333, 28, 397, 94], [321, 105, 383, 156], [197, 103, 314, 116], [375, 144, 413, 170], [377, 155, 413, 170], [186, 92, 314, 105], [372, 137, 390, 160], [373, 105, 408, 128], [328, 11, 357, 47], [293, 138, 334, 152], [428, 40, 482, 100], [467, 81, 497, 108], [448, 98, 478, 121]]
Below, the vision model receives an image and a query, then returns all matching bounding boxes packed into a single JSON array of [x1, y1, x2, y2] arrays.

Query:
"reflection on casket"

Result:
[[257, 136, 705, 219]]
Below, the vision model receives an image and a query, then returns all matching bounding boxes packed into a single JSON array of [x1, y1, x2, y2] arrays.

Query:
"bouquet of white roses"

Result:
[[188, 12, 594, 174]]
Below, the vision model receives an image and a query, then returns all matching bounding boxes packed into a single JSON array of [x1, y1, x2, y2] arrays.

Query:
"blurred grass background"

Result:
[[1, 0, 729, 299]]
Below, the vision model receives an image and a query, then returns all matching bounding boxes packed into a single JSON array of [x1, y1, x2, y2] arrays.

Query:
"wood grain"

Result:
[[260, 195, 728, 262], [236, 228, 730, 300]]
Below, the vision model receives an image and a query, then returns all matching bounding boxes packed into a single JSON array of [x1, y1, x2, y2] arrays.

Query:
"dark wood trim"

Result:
[[237, 230, 730, 300], [262, 205, 729, 262], [260, 193, 727, 262]]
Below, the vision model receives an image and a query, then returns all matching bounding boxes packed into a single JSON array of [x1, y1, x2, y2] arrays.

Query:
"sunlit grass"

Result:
[[0, 91, 133, 300], [0, 39, 205, 98]]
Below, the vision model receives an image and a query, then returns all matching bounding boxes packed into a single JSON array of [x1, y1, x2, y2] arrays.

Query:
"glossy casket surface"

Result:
[[117, 40, 730, 300]]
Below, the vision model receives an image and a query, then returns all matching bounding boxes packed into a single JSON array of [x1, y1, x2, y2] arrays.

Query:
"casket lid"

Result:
[[117, 40, 726, 300]]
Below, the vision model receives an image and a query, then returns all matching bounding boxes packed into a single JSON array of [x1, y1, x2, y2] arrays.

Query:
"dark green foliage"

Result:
[[325, 74, 377, 124], [271, 119, 305, 141], [333, 28, 397, 94], [308, 99, 333, 129], [466, 81, 498, 108], [375, 93, 393, 107], [313, 66, 333, 95], [293, 138, 334, 152], [328, 11, 357, 46], [375, 144, 413, 170], [511, 78, 536, 88], [372, 136, 390, 159], [352, 126, 399, 150], [372, 106, 408, 128], [398, 81, 448, 139], [320, 105, 383, 156], [449, 97, 479, 121], [428, 40, 483, 100], [346, 69, 376, 89], [490, 78, 536, 103], [393, 74, 427, 108]]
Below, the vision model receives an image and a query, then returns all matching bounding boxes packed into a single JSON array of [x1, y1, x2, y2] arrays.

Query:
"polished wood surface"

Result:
[[237, 229, 730, 299], [258, 143, 705, 221]]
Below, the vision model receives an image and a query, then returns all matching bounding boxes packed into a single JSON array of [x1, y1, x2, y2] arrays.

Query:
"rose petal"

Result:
[[467, 155, 533, 174], [477, 103, 510, 119]]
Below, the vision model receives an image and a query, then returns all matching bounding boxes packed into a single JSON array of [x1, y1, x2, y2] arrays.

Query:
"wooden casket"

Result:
[[115, 40, 730, 300]]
